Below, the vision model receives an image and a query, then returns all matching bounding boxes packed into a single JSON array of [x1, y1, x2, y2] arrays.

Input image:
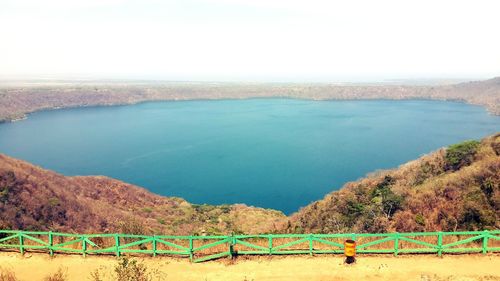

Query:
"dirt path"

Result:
[[0, 252, 499, 281]]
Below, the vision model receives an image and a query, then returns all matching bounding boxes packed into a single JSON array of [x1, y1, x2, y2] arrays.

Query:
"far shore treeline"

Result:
[[0, 77, 499, 123]]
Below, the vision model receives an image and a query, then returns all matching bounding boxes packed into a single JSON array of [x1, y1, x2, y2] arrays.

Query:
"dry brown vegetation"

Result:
[[0, 268, 17, 281], [285, 133, 500, 233], [42, 268, 67, 281], [0, 77, 499, 122], [0, 154, 284, 235], [89, 257, 166, 281]]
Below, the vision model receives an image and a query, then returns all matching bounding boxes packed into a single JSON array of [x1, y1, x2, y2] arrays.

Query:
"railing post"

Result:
[[152, 235, 157, 257], [82, 235, 87, 258], [48, 231, 54, 257], [394, 233, 399, 257], [18, 231, 24, 256], [482, 230, 489, 255], [114, 234, 120, 257], [350, 233, 357, 255], [229, 234, 235, 259], [189, 237, 193, 262], [268, 235, 273, 255], [437, 232, 443, 257], [309, 234, 313, 256]]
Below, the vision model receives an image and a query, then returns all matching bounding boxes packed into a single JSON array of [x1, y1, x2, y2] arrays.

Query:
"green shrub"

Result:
[[459, 192, 497, 230], [90, 258, 165, 281], [415, 214, 425, 226], [0, 172, 15, 203], [445, 140, 480, 171], [371, 176, 403, 218], [219, 204, 232, 213], [0, 185, 9, 201], [346, 200, 365, 215], [459, 206, 496, 230], [48, 197, 60, 207], [480, 178, 495, 199], [114, 258, 151, 281], [192, 204, 216, 213]]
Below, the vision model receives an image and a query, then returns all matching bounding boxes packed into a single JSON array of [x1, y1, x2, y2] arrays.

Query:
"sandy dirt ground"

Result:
[[0, 252, 499, 281]]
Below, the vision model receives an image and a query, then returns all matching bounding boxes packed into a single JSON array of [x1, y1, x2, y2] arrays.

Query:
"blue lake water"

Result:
[[0, 99, 499, 214]]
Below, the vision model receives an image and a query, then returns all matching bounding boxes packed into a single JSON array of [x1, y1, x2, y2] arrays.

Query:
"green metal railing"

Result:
[[0, 230, 498, 263]]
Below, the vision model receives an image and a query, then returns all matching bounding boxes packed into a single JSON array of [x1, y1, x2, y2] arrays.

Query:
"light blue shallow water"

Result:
[[0, 99, 499, 214]]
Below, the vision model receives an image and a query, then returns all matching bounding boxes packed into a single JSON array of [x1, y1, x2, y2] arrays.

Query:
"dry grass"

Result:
[[42, 268, 67, 281], [0, 268, 18, 281]]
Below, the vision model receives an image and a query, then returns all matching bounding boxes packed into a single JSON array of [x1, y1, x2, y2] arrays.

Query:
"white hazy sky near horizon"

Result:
[[0, 0, 499, 82]]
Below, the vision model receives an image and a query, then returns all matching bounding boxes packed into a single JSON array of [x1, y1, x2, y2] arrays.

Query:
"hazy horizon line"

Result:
[[0, 75, 497, 86]]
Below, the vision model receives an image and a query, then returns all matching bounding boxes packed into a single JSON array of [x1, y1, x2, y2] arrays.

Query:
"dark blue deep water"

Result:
[[0, 99, 499, 214]]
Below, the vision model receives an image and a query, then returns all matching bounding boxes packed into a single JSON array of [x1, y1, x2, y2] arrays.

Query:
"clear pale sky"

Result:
[[0, 0, 499, 82]]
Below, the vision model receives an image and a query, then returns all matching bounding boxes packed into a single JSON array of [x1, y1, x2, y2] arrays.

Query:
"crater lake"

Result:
[[1, 99, 499, 214]]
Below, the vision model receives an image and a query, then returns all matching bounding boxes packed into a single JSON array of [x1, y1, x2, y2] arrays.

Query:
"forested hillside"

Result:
[[284, 134, 500, 233], [0, 154, 284, 235]]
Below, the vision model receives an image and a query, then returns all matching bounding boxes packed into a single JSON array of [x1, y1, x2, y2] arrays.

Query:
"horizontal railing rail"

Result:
[[0, 230, 498, 262]]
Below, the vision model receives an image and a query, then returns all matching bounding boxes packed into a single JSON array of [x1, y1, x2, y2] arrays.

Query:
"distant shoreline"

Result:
[[2, 97, 496, 125], [0, 77, 498, 122]]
